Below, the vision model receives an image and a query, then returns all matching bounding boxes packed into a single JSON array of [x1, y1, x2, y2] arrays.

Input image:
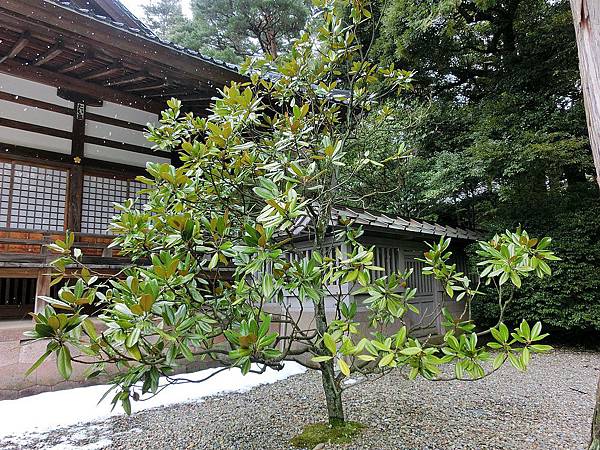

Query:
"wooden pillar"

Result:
[[34, 270, 51, 314], [67, 101, 85, 232]]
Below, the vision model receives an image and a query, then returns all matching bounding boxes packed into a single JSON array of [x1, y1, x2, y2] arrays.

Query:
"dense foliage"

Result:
[[141, 0, 185, 39], [28, 1, 557, 434], [144, 0, 309, 63], [343, 0, 600, 336]]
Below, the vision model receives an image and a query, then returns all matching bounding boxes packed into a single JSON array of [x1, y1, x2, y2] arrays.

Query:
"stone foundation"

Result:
[[0, 320, 217, 400]]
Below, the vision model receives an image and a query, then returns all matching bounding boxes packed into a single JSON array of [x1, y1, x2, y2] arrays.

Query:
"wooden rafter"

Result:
[[81, 62, 123, 81], [33, 38, 64, 66], [180, 95, 213, 103], [0, 30, 30, 63], [0, 0, 245, 85], [58, 51, 94, 73], [145, 89, 208, 99], [126, 81, 169, 93], [105, 71, 149, 87], [0, 58, 163, 112]]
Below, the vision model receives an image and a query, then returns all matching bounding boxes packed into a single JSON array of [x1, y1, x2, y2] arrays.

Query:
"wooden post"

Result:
[[569, 3, 600, 447], [67, 101, 85, 232], [570, 0, 600, 188], [34, 270, 51, 314]]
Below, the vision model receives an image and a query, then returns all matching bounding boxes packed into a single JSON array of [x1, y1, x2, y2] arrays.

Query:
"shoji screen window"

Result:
[[81, 174, 148, 234], [0, 160, 67, 231]]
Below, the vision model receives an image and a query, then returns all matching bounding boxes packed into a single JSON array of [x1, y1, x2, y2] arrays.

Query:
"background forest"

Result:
[[141, 0, 600, 341]]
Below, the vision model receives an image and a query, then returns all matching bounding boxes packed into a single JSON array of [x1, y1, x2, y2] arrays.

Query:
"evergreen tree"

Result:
[[170, 0, 309, 63], [142, 0, 184, 39], [343, 0, 600, 336]]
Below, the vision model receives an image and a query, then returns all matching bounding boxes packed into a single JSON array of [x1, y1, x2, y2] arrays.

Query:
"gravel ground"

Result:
[[2, 348, 598, 450]]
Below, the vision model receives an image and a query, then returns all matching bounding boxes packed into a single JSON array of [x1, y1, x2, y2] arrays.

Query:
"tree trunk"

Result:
[[321, 360, 345, 427], [570, 0, 600, 188], [569, 3, 600, 448], [313, 271, 345, 426], [591, 375, 600, 450]]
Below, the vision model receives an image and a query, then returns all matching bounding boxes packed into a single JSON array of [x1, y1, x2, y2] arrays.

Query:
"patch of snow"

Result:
[[343, 377, 358, 386], [46, 438, 113, 450], [0, 362, 305, 440]]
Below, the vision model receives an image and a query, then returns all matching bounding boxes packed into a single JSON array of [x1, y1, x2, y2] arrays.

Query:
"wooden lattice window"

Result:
[[0, 161, 11, 227], [405, 257, 435, 294], [81, 174, 148, 234], [374, 246, 402, 275], [0, 161, 67, 231]]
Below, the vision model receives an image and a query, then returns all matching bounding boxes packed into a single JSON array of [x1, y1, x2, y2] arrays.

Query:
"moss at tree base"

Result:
[[290, 421, 365, 448]]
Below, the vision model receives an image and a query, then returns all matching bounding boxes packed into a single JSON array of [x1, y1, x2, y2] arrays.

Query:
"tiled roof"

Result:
[[51, 0, 241, 76], [293, 205, 485, 241]]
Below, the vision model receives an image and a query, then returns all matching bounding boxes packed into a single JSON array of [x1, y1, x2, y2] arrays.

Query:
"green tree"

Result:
[[141, 0, 185, 39], [170, 0, 309, 63], [26, 0, 556, 438], [342, 0, 600, 334]]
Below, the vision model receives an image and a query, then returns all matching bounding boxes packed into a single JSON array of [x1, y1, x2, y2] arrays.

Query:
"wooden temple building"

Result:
[[0, 0, 244, 396], [0, 0, 243, 322]]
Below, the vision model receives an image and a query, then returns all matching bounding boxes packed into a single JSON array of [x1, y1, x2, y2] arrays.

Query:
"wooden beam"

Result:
[[85, 113, 146, 132], [0, 90, 146, 131], [105, 71, 150, 87], [0, 142, 73, 166], [0, 58, 163, 113], [0, 117, 72, 140], [94, 0, 144, 30], [180, 95, 213, 103], [0, 91, 72, 115], [58, 51, 94, 73], [33, 38, 64, 66], [0, 141, 150, 175], [145, 89, 201, 99], [57, 88, 103, 107], [126, 82, 169, 93], [81, 62, 123, 81], [84, 136, 171, 158], [0, 30, 30, 63]]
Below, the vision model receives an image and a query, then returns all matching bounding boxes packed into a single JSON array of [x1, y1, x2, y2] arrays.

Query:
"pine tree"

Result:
[[142, 0, 185, 39], [170, 0, 309, 63]]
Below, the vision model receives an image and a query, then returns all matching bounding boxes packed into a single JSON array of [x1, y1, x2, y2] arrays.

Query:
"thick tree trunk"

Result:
[[569, 3, 600, 448], [570, 0, 600, 188], [591, 375, 600, 450]]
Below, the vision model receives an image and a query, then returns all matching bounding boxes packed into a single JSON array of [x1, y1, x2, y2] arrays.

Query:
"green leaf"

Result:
[[57, 346, 72, 380], [323, 333, 337, 355], [530, 344, 553, 352], [82, 318, 98, 341], [378, 352, 394, 367], [25, 349, 52, 377], [521, 346, 530, 367], [338, 359, 350, 376], [492, 353, 505, 370], [311, 355, 333, 363], [399, 347, 421, 356], [126, 328, 141, 348]]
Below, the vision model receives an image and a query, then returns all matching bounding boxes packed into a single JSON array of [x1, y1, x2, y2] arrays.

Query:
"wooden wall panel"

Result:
[[85, 120, 152, 148], [0, 99, 72, 132], [0, 73, 71, 107]]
